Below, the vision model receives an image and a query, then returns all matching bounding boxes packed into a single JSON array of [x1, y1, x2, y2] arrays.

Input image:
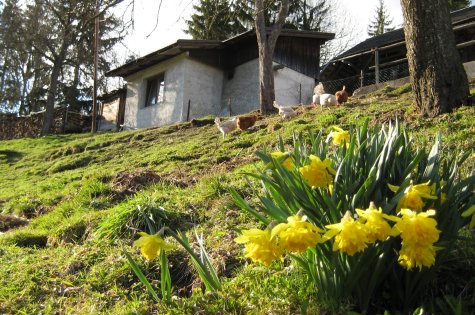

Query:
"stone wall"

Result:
[[0, 107, 91, 140]]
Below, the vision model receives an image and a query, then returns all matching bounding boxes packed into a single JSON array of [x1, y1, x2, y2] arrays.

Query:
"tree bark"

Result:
[[255, 0, 289, 115], [41, 40, 69, 136], [400, 0, 469, 117]]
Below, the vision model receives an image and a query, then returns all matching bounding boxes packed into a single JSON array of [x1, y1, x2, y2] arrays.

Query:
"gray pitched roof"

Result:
[[333, 5, 475, 61]]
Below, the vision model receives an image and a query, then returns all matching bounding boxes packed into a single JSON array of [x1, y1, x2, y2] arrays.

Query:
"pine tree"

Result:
[[185, 0, 248, 40], [367, 0, 395, 37]]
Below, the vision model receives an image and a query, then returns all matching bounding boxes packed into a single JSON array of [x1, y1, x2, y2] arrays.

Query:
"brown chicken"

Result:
[[237, 114, 259, 131], [335, 86, 349, 105]]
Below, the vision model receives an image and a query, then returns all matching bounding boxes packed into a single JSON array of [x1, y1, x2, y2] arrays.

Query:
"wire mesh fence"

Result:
[[321, 62, 410, 95]]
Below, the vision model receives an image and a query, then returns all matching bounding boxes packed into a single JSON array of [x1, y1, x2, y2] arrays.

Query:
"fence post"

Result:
[[186, 99, 191, 121], [228, 98, 232, 116], [360, 70, 364, 88], [299, 83, 302, 104], [374, 47, 380, 84]]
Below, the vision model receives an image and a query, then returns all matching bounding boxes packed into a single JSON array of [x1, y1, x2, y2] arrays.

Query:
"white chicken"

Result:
[[215, 117, 237, 138], [318, 94, 337, 107], [273, 101, 297, 119]]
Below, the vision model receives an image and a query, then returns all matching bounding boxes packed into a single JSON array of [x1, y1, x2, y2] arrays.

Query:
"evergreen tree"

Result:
[[367, 0, 395, 37], [185, 0, 248, 40], [286, 0, 331, 31]]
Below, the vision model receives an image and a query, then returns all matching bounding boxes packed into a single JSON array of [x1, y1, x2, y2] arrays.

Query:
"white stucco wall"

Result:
[[221, 59, 260, 116], [122, 54, 224, 129], [122, 54, 316, 129], [221, 58, 315, 115], [464, 60, 475, 80], [274, 66, 315, 106], [182, 58, 223, 120], [122, 54, 186, 129]]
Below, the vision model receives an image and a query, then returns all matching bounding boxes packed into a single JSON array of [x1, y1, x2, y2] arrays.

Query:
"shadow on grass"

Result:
[[0, 150, 24, 164]]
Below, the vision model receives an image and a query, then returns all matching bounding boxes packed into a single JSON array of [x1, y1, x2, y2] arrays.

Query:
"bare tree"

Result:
[[401, 0, 469, 116], [255, 0, 289, 114]]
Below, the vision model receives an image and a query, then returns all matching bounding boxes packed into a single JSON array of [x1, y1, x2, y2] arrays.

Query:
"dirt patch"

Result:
[[111, 169, 162, 196], [0, 214, 29, 232]]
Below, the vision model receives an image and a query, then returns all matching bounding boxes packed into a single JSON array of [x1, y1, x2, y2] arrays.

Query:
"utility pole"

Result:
[[92, 0, 100, 132]]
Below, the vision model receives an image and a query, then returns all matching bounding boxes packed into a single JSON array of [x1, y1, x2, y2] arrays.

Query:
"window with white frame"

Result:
[[145, 73, 165, 107]]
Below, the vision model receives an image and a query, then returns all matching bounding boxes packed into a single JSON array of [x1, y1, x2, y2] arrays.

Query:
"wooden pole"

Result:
[[91, 0, 99, 132], [186, 99, 191, 121], [374, 47, 380, 84]]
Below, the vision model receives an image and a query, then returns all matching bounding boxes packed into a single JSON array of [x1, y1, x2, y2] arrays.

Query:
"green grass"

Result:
[[0, 85, 474, 313]]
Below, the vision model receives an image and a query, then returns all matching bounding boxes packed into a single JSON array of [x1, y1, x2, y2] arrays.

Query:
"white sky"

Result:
[[112, 0, 473, 63]]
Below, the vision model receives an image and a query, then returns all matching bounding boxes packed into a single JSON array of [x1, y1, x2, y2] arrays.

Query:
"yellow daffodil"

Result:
[[388, 181, 438, 212], [299, 155, 336, 189], [390, 209, 440, 247], [397, 243, 437, 270], [235, 228, 283, 266], [266, 151, 294, 171], [133, 232, 173, 260], [271, 215, 323, 252], [327, 126, 350, 146], [355, 203, 392, 243], [462, 204, 475, 228], [323, 211, 369, 256]]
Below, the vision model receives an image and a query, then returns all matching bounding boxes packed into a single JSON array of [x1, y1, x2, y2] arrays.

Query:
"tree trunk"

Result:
[[41, 41, 69, 136], [401, 0, 469, 117], [255, 0, 289, 115]]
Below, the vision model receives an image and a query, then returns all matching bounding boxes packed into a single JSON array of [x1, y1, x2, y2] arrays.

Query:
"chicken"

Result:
[[312, 82, 326, 106], [237, 114, 259, 131], [335, 85, 349, 105], [314, 93, 337, 108], [215, 117, 237, 137], [273, 101, 297, 119]]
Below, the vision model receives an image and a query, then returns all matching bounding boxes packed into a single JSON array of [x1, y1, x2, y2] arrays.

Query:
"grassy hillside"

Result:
[[0, 85, 474, 314]]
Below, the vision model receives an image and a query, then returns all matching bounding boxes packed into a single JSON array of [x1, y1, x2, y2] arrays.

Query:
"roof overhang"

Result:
[[107, 29, 335, 78]]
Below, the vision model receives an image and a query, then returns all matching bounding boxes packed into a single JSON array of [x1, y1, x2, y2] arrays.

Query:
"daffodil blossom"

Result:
[[323, 211, 369, 256], [397, 243, 438, 270], [235, 228, 283, 266], [133, 232, 173, 260], [390, 209, 440, 247], [299, 155, 335, 189], [271, 215, 323, 252], [355, 203, 392, 243], [388, 181, 438, 212], [266, 151, 294, 171], [327, 126, 350, 146]]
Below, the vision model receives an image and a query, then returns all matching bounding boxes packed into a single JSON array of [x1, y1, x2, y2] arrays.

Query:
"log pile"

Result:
[[0, 107, 91, 140]]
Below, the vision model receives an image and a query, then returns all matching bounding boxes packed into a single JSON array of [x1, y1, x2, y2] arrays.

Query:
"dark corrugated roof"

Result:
[[107, 29, 334, 78], [333, 5, 475, 61]]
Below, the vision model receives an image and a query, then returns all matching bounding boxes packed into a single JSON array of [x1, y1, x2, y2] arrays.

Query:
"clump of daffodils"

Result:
[[134, 232, 173, 260], [236, 203, 443, 270]]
